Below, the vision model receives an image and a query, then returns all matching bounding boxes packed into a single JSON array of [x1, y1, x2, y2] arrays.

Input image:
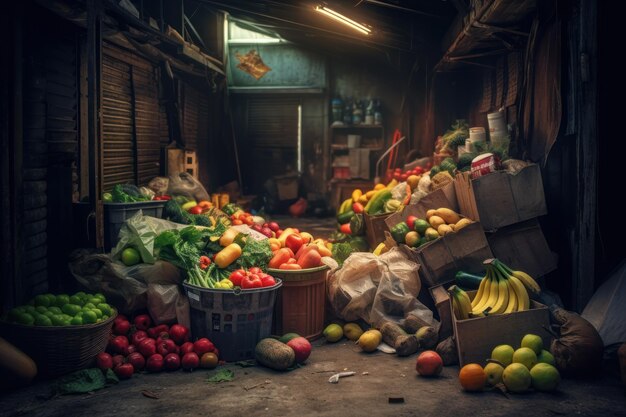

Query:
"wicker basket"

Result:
[[0, 311, 117, 379]]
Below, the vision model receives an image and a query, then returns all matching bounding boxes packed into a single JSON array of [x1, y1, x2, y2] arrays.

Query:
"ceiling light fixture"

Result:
[[315, 5, 371, 35]]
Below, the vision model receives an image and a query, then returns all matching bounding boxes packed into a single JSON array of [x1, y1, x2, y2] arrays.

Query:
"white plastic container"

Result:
[[488, 112, 507, 137], [347, 134, 361, 148]]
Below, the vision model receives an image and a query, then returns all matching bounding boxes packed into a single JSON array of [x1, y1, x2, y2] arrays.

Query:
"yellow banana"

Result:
[[472, 274, 495, 315], [365, 190, 377, 199], [503, 278, 519, 314], [352, 189, 363, 202], [386, 178, 398, 189], [470, 275, 488, 308], [449, 285, 472, 320], [373, 242, 386, 256], [452, 296, 463, 320], [338, 198, 353, 214], [374, 183, 386, 191], [487, 275, 510, 315], [358, 194, 368, 204], [511, 270, 541, 295], [507, 275, 530, 311]]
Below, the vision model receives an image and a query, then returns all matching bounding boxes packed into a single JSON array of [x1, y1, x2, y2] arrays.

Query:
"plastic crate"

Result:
[[103, 201, 165, 251], [183, 281, 282, 362]]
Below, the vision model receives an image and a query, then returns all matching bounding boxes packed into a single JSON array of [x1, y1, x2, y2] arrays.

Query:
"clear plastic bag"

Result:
[[111, 211, 187, 263], [68, 249, 182, 315], [370, 248, 434, 327], [327, 247, 435, 327], [147, 283, 190, 326], [167, 172, 210, 202]]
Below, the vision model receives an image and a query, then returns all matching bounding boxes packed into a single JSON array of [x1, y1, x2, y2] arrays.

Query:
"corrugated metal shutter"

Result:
[[182, 83, 199, 150], [22, 48, 49, 294], [244, 97, 299, 192], [132, 65, 160, 185], [102, 45, 134, 190], [102, 44, 165, 189]]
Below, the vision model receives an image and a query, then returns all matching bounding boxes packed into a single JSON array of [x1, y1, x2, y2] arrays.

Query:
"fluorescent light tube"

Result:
[[315, 5, 371, 35]]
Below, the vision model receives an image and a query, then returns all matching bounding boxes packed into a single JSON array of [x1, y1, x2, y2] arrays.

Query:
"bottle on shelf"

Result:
[[352, 99, 363, 125]]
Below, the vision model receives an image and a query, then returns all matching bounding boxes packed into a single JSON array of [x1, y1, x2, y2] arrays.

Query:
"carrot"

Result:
[[279, 263, 302, 270]]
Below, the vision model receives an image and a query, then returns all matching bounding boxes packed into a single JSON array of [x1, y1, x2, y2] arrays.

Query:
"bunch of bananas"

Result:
[[449, 258, 542, 320]]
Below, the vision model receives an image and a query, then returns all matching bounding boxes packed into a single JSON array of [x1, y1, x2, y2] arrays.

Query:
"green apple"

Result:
[[521, 334, 543, 355], [512, 347, 538, 370], [491, 344, 515, 367], [484, 361, 504, 386], [537, 349, 556, 366], [530, 363, 560, 392]]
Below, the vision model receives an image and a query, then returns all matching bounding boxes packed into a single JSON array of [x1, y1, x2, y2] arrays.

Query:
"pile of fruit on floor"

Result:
[[0, 338, 624, 417]]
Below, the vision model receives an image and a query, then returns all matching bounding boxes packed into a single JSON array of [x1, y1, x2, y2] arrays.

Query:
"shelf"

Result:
[[330, 124, 384, 130], [435, 0, 536, 72], [331, 144, 383, 151]]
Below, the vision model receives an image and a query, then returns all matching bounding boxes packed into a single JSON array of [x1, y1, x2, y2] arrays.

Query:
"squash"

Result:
[[0, 337, 37, 388]]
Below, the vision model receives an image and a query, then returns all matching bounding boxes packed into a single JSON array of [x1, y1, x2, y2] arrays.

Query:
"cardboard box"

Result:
[[487, 219, 558, 278], [429, 284, 453, 341], [363, 212, 392, 249], [454, 164, 547, 231], [451, 291, 552, 367], [386, 189, 493, 287], [274, 175, 299, 200], [349, 148, 371, 179]]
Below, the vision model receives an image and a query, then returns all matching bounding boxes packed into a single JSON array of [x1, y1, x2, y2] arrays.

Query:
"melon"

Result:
[[255, 338, 295, 371]]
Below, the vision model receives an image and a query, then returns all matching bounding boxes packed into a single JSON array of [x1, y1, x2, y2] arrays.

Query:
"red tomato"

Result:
[[248, 267, 262, 274], [339, 223, 351, 235], [241, 274, 263, 289], [188, 206, 203, 215], [406, 215, 418, 230], [261, 275, 276, 287], [393, 173, 401, 181], [400, 173, 409, 181], [394, 168, 402, 173], [285, 234, 304, 254], [229, 269, 247, 287], [414, 166, 424, 175]]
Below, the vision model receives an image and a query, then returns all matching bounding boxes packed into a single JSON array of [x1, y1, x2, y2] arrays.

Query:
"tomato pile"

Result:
[[229, 267, 277, 289], [97, 314, 219, 380], [389, 165, 427, 182], [267, 228, 331, 270]]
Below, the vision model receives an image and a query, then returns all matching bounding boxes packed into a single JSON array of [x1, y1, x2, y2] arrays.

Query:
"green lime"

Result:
[[91, 308, 103, 319], [16, 312, 35, 325], [94, 293, 106, 303], [34, 294, 51, 307], [70, 315, 83, 325], [35, 305, 48, 314], [55, 294, 70, 308], [83, 302, 97, 310], [48, 306, 62, 314], [35, 315, 52, 326], [101, 315, 109, 321], [62, 303, 81, 316], [97, 303, 112, 316], [82, 310, 97, 324], [24, 305, 36, 314], [51, 315, 66, 326], [102, 192, 113, 202], [86, 298, 101, 306], [121, 247, 141, 266], [43, 311, 55, 319], [75, 291, 87, 298], [69, 295, 84, 306]]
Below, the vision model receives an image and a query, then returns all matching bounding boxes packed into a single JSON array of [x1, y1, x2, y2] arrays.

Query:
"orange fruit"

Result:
[[200, 352, 219, 369], [459, 363, 486, 392]]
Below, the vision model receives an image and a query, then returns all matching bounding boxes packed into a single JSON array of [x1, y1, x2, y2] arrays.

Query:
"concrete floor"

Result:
[[0, 339, 624, 417], [2, 215, 624, 417]]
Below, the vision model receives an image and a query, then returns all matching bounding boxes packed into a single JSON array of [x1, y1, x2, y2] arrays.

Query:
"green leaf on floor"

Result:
[[207, 369, 234, 383], [54, 368, 109, 395], [234, 360, 256, 367]]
